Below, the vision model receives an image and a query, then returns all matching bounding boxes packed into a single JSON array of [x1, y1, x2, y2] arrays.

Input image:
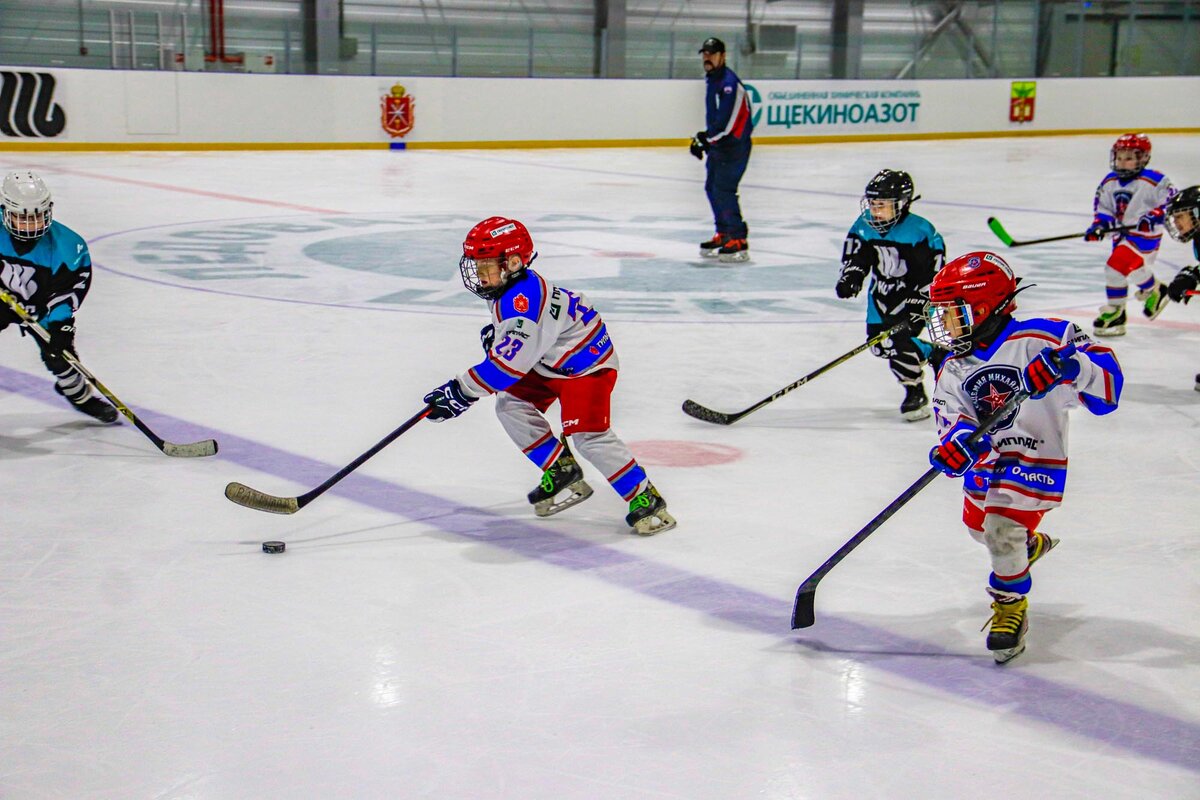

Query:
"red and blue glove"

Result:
[[424, 378, 477, 422], [929, 427, 993, 477], [1084, 219, 1111, 241], [1022, 343, 1080, 399]]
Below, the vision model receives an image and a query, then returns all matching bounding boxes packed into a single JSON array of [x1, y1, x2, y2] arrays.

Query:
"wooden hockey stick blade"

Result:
[[162, 439, 219, 458], [681, 399, 736, 425], [224, 481, 301, 514], [986, 217, 1015, 246]]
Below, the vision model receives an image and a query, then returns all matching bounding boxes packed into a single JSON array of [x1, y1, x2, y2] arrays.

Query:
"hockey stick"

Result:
[[987, 217, 1135, 248], [682, 322, 910, 425], [225, 406, 432, 514], [790, 385, 1033, 629], [0, 289, 218, 457]]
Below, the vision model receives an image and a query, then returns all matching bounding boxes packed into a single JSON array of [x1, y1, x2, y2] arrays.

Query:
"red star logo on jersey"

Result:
[[979, 383, 1011, 413], [513, 294, 529, 313]]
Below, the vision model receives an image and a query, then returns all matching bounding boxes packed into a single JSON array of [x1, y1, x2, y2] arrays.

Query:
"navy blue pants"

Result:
[[705, 139, 751, 239]]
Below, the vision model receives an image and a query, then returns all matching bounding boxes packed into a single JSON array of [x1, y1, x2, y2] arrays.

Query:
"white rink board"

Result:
[[1, 67, 1198, 146]]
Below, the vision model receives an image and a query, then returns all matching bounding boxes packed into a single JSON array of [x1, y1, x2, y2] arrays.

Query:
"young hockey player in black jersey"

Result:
[[0, 171, 117, 423], [1163, 184, 1200, 392], [836, 169, 946, 420]]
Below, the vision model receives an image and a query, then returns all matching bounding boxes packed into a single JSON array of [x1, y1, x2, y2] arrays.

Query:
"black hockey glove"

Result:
[[689, 132, 709, 160], [1167, 265, 1199, 303], [424, 378, 477, 422], [900, 293, 929, 330], [46, 320, 77, 355], [835, 263, 867, 299], [480, 323, 496, 353]]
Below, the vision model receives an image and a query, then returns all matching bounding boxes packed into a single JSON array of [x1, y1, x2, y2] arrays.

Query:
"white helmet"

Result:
[[1, 170, 53, 240]]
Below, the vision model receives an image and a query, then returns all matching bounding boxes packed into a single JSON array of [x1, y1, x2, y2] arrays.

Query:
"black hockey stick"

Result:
[[225, 406, 432, 514], [0, 289, 218, 457], [682, 322, 910, 425], [791, 386, 1031, 629], [987, 217, 1135, 248]]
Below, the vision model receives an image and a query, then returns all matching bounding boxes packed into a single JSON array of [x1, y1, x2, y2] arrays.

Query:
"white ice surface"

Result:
[[1, 138, 1199, 799]]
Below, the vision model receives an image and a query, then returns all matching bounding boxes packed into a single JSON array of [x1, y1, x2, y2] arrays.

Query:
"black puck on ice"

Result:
[[262, 541, 286, 554]]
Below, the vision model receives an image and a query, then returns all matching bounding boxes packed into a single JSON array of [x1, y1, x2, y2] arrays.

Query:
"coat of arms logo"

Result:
[[381, 83, 414, 138]]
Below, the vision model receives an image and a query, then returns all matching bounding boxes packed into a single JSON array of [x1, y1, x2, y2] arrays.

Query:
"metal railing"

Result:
[[0, 1, 1196, 79]]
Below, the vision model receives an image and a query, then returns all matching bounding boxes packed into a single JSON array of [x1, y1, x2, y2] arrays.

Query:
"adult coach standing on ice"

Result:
[[692, 37, 753, 264]]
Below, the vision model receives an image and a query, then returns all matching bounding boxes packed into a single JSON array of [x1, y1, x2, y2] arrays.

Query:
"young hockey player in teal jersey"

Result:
[[836, 169, 946, 421], [0, 171, 116, 423]]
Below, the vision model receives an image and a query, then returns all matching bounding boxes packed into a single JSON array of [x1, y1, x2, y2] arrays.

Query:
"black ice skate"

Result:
[[625, 483, 676, 536], [717, 238, 749, 264], [699, 233, 727, 258], [983, 588, 1028, 665], [1137, 280, 1170, 320], [54, 383, 118, 424], [527, 440, 593, 517], [1026, 531, 1059, 566], [1194, 373, 1199, 393], [1093, 304, 1127, 337], [900, 382, 931, 422]]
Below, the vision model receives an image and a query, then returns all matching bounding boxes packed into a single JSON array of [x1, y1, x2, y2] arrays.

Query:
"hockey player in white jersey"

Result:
[[925, 251, 1123, 664], [421, 217, 676, 535], [1086, 133, 1176, 335]]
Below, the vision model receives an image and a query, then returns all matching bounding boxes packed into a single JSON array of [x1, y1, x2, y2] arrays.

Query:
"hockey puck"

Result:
[[262, 541, 286, 554]]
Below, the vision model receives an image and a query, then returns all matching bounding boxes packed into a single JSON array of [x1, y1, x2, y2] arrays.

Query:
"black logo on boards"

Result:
[[1, 72, 66, 138]]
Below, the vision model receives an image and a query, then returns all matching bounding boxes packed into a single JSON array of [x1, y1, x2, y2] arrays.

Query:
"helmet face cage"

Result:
[[1165, 187, 1200, 243], [926, 299, 975, 355], [1, 171, 53, 241], [861, 170, 914, 234], [1110, 134, 1151, 179], [458, 254, 517, 300]]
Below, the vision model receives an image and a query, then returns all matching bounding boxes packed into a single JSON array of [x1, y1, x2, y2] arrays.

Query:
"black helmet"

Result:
[[698, 37, 726, 54], [1165, 185, 1200, 243], [861, 169, 916, 234]]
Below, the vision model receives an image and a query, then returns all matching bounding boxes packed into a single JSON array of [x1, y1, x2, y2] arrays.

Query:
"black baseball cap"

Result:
[[698, 37, 726, 54]]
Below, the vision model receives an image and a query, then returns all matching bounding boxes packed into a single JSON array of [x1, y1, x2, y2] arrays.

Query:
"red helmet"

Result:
[[459, 216, 537, 299], [927, 251, 1018, 354], [1110, 133, 1151, 178]]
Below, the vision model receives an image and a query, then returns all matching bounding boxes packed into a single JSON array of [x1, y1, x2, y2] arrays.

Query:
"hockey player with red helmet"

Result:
[[1086, 133, 1176, 335], [925, 251, 1123, 663], [421, 217, 676, 535]]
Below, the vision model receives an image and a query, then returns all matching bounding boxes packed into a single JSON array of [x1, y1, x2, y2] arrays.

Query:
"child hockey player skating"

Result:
[[1163, 184, 1200, 391], [836, 169, 946, 420], [0, 170, 117, 424], [1086, 133, 1176, 336], [925, 251, 1122, 664], [421, 216, 676, 535]]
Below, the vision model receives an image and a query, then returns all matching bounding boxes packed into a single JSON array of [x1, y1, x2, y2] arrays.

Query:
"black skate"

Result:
[[1194, 373, 1199, 393], [55, 384, 118, 424], [900, 382, 930, 422], [717, 238, 749, 264], [527, 441, 593, 517], [1026, 531, 1059, 566], [699, 233, 727, 258], [983, 588, 1028, 665], [1093, 305, 1127, 337], [1137, 280, 1170, 320], [625, 483, 676, 536]]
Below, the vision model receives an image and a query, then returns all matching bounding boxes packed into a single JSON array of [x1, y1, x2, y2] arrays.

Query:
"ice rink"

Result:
[[2, 135, 1199, 799]]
